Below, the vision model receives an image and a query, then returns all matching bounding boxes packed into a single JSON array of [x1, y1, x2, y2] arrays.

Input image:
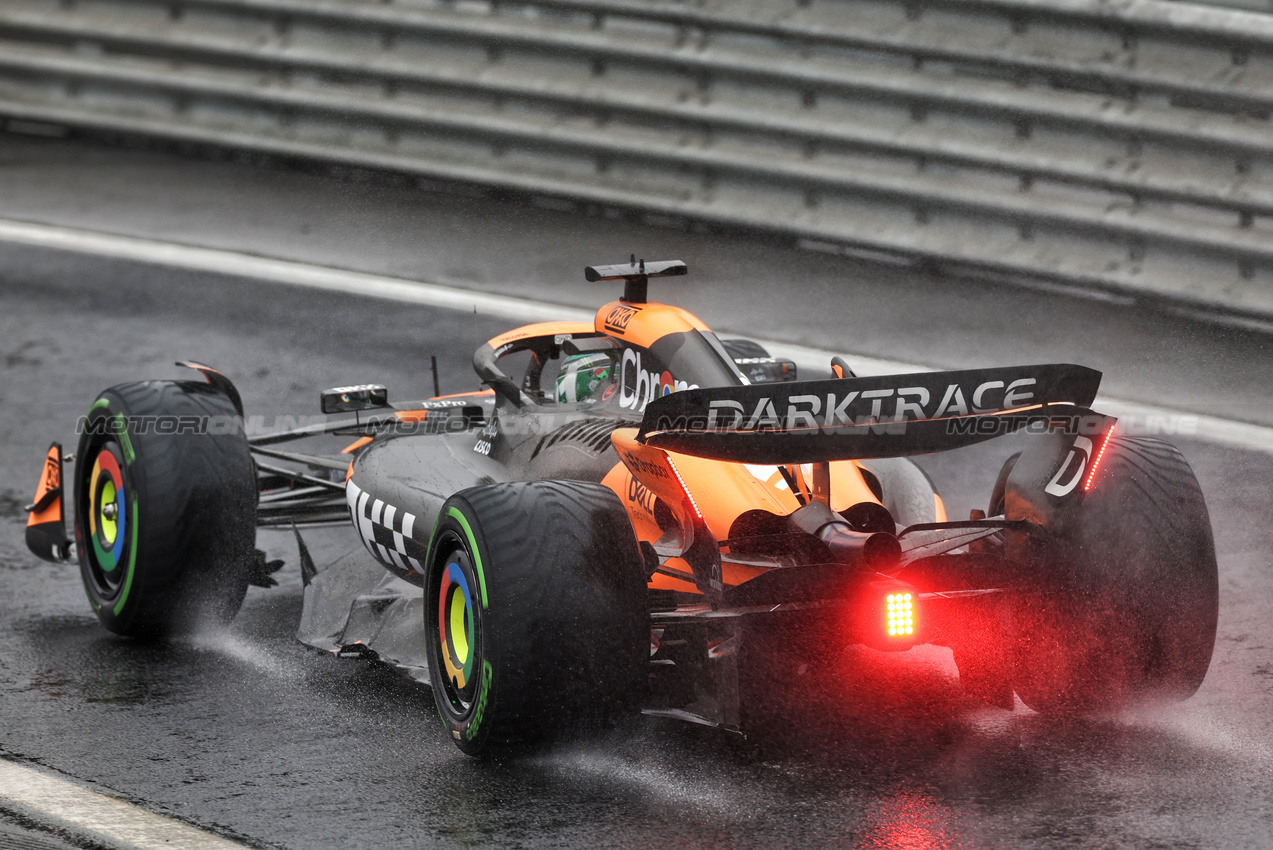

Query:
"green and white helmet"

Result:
[[555, 352, 616, 404]]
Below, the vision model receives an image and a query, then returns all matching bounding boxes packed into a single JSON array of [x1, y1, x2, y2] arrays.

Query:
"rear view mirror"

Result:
[[734, 357, 797, 384], [321, 384, 389, 414]]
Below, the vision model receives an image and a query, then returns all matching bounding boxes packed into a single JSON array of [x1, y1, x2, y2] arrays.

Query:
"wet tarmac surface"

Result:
[[1, 138, 1272, 848]]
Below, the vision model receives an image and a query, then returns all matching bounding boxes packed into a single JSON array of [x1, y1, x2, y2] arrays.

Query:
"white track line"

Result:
[[0, 759, 249, 850], [2, 216, 1270, 455], [0, 217, 586, 325]]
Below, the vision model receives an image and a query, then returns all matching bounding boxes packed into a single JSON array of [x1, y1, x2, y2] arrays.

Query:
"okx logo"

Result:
[[603, 304, 640, 334]]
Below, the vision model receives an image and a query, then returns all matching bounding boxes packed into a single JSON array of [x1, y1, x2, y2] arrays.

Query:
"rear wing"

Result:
[[636, 364, 1102, 463]]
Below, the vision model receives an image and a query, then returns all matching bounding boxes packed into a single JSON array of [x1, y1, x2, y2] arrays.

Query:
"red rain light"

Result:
[[886, 592, 914, 637], [665, 456, 703, 521], [1083, 426, 1115, 492]]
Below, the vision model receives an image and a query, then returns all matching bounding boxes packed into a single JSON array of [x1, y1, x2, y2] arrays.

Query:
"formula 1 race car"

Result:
[[25, 259, 1219, 755]]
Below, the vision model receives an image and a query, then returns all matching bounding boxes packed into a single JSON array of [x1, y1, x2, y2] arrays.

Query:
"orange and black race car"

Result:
[[24, 259, 1218, 755]]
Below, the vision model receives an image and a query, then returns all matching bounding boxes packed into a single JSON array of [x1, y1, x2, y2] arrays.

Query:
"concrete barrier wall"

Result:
[[1, 0, 1271, 321]]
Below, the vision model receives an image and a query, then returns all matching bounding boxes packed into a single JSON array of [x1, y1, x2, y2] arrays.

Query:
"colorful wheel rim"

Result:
[[436, 548, 479, 710], [86, 442, 129, 593]]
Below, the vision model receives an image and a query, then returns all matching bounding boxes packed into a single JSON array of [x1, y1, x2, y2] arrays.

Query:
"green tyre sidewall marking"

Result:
[[428, 505, 494, 752], [78, 397, 119, 616], [114, 414, 135, 465], [112, 494, 139, 617], [446, 506, 488, 609], [76, 397, 143, 623], [466, 661, 494, 742], [448, 502, 491, 743]]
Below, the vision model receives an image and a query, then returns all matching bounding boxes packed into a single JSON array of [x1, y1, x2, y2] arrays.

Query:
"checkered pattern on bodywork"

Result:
[[345, 478, 430, 580]]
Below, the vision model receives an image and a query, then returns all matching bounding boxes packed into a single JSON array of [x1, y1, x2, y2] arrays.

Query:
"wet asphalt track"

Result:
[[1, 136, 1272, 849]]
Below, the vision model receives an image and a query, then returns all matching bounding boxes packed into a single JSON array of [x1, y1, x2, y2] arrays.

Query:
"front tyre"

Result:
[[425, 481, 648, 755], [75, 380, 256, 637]]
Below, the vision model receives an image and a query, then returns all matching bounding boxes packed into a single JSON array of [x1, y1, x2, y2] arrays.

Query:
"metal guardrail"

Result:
[[0, 0, 1271, 322]]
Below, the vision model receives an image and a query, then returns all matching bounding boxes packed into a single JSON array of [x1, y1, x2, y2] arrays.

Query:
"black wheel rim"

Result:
[[81, 440, 132, 600], [431, 534, 482, 719]]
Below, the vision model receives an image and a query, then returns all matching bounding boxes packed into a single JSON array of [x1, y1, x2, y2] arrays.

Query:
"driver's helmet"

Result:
[[555, 352, 616, 404]]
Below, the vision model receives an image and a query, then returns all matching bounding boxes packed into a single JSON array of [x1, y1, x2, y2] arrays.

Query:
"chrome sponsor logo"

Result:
[[619, 349, 697, 412]]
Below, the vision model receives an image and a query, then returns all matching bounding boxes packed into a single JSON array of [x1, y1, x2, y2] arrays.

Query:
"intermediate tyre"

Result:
[[425, 480, 648, 755], [858, 457, 944, 529], [74, 380, 257, 637], [1012, 437, 1218, 713], [988, 451, 1021, 517]]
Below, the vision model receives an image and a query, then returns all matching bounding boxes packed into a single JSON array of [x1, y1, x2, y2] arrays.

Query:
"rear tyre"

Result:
[[425, 480, 648, 755], [1012, 437, 1218, 713], [74, 380, 256, 637], [858, 457, 943, 529], [988, 451, 1021, 516]]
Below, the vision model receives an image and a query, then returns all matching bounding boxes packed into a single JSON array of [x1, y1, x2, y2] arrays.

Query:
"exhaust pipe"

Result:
[[790, 501, 901, 569]]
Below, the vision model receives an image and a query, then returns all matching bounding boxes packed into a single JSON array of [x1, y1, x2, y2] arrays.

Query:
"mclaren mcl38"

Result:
[[25, 259, 1218, 755]]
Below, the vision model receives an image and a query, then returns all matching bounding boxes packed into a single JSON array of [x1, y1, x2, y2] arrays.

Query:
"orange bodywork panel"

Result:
[[342, 436, 375, 454], [606, 430, 774, 591], [26, 444, 63, 531], [431, 388, 496, 401], [608, 429, 888, 592], [608, 428, 691, 514], [486, 322, 595, 351], [25, 443, 70, 562], [600, 458, 769, 592], [746, 461, 883, 516], [600, 459, 697, 592], [594, 301, 710, 349]]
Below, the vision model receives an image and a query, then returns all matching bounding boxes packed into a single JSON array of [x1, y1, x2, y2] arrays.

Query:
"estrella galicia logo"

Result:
[[604, 304, 640, 334]]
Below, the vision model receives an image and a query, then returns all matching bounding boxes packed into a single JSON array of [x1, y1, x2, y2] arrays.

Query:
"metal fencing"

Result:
[[1, 0, 1272, 320]]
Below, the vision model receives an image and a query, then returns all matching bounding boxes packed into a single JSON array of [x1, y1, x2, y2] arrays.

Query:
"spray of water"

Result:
[[533, 742, 765, 818], [182, 625, 306, 685], [1129, 700, 1273, 768]]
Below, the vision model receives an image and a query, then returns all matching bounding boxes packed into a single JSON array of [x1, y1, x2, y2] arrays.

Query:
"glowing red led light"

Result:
[[885, 592, 914, 637], [1083, 427, 1115, 492], [665, 456, 703, 521]]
